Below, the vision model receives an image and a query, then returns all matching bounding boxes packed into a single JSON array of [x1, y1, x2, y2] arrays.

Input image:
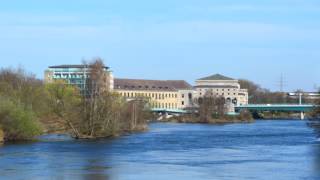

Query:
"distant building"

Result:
[[195, 74, 248, 107], [114, 78, 195, 110], [44, 65, 114, 95]]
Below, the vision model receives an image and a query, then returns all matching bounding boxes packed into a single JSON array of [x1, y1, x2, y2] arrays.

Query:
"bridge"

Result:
[[235, 104, 316, 120], [151, 104, 317, 120], [151, 108, 187, 114]]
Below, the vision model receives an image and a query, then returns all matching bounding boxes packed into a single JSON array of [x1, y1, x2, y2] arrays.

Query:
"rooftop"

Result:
[[114, 78, 193, 91], [198, 74, 235, 81], [49, 64, 109, 69]]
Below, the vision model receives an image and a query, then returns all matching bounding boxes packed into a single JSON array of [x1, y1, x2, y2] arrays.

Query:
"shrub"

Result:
[[0, 98, 42, 141]]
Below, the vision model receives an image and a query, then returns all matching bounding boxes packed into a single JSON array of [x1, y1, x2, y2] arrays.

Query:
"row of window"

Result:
[[199, 88, 237, 92], [121, 85, 170, 90], [199, 92, 238, 96], [152, 102, 179, 109], [52, 73, 90, 79], [119, 92, 178, 100]]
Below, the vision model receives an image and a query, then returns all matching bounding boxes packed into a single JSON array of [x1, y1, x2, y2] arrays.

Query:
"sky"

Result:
[[0, 0, 319, 92]]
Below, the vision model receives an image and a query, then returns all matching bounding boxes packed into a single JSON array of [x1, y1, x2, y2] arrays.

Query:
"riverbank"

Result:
[[253, 112, 309, 120], [159, 113, 254, 124], [40, 116, 149, 140]]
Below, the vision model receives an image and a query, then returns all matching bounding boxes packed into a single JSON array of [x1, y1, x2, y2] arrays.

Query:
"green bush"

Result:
[[0, 98, 42, 141]]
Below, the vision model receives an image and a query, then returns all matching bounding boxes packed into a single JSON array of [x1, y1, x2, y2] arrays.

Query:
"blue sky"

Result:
[[0, 0, 319, 91]]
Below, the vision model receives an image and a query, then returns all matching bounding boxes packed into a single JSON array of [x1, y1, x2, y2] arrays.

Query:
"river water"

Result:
[[0, 120, 320, 180]]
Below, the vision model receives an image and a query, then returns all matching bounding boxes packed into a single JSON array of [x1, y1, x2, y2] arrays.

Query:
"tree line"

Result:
[[0, 59, 150, 142], [239, 79, 316, 104]]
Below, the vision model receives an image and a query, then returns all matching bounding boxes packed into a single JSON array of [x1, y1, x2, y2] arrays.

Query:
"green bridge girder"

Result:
[[235, 104, 316, 112]]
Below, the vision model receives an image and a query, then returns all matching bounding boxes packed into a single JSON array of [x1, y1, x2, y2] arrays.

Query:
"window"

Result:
[[182, 101, 185, 105], [182, 94, 185, 98]]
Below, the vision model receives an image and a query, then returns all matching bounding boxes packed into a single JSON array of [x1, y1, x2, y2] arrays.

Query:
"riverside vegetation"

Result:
[[164, 92, 254, 124], [0, 60, 318, 142], [0, 59, 150, 143]]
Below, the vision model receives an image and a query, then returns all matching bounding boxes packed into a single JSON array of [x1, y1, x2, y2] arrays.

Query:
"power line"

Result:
[[276, 73, 287, 92]]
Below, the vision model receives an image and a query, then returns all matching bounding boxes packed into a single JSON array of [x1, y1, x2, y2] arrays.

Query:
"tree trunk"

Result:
[[0, 127, 4, 143]]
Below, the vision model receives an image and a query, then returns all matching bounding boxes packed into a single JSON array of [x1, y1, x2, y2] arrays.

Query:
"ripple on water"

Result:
[[0, 120, 319, 180]]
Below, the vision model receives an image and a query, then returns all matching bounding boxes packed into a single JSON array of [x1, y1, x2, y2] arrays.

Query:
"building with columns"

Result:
[[194, 74, 248, 106]]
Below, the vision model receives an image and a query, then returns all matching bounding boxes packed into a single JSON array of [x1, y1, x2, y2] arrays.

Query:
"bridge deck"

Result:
[[151, 108, 187, 114], [235, 104, 315, 112]]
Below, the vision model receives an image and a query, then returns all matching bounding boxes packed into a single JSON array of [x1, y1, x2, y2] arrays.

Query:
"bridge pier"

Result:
[[300, 112, 305, 120]]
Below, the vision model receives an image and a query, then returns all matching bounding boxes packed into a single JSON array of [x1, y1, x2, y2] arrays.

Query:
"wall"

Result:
[[115, 90, 181, 109]]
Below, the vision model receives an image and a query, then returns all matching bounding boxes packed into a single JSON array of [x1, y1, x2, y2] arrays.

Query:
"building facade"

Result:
[[44, 65, 248, 112], [114, 78, 195, 110], [44, 65, 114, 95], [195, 74, 248, 106]]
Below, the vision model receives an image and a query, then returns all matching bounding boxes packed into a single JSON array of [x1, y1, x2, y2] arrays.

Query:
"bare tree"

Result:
[[196, 92, 226, 123]]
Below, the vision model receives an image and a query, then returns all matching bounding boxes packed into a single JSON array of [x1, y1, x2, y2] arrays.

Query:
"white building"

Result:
[[194, 74, 248, 107]]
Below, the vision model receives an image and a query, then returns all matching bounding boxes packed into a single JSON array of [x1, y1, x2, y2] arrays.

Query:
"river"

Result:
[[0, 120, 319, 180]]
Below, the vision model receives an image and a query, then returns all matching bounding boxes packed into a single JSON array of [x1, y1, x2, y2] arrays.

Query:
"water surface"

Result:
[[0, 120, 319, 180]]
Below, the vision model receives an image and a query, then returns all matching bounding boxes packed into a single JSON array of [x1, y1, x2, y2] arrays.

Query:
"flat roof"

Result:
[[49, 65, 109, 69]]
